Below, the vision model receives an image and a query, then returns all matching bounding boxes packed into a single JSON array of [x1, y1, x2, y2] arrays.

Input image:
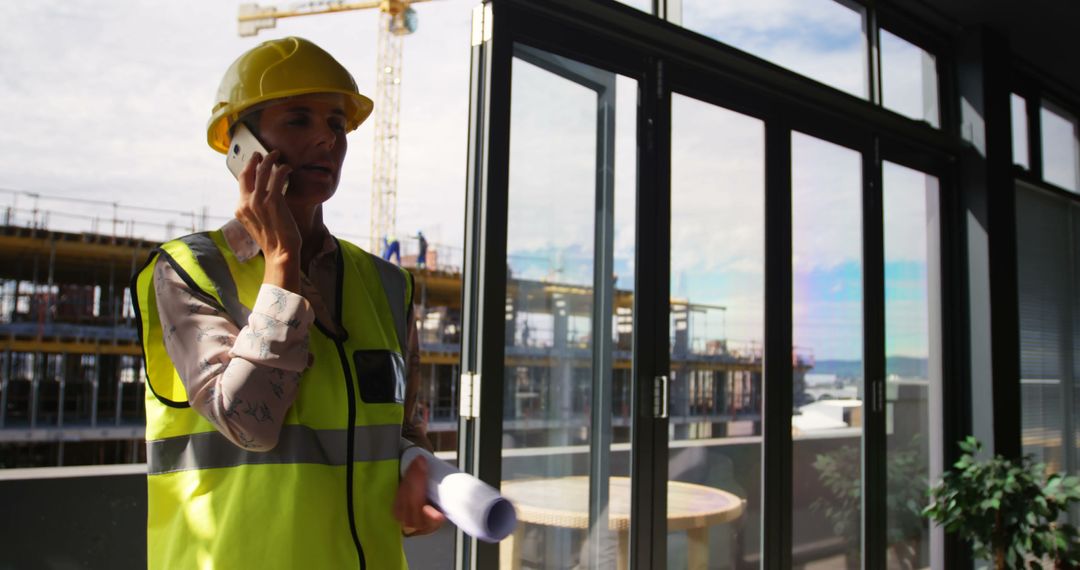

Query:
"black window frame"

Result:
[[459, 1, 964, 568]]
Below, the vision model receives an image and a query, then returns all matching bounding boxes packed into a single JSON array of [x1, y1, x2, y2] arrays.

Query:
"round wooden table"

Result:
[[499, 476, 745, 570]]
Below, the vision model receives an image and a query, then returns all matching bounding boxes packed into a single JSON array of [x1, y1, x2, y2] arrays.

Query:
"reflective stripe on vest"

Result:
[[135, 230, 412, 570], [146, 423, 402, 475]]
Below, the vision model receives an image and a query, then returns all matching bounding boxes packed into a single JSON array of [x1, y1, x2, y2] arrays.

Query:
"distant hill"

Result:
[[811, 357, 928, 379]]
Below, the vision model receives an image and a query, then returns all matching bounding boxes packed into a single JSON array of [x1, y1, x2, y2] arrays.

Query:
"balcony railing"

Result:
[[1, 434, 867, 569]]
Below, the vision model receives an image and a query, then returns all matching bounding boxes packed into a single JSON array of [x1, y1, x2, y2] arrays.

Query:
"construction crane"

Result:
[[238, 0, 434, 253]]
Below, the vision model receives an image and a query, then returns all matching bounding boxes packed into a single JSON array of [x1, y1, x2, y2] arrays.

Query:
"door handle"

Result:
[[654, 375, 669, 419]]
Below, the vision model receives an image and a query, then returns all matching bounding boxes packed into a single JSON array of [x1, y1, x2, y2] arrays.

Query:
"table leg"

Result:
[[500, 523, 524, 570], [616, 530, 628, 570], [688, 527, 708, 570]]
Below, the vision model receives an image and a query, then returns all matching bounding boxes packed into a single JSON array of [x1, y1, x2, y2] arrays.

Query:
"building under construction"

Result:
[[0, 221, 790, 468], [0, 224, 153, 467]]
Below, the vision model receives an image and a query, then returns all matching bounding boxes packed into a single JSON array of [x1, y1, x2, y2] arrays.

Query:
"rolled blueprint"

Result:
[[400, 441, 517, 542]]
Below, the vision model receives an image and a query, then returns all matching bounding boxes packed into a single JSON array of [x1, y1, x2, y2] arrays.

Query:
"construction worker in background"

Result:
[[131, 37, 442, 570], [415, 230, 428, 269], [382, 233, 401, 265]]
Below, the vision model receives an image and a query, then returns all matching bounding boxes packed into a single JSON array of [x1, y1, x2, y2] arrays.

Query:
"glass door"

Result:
[[458, 4, 954, 569], [790, 133, 865, 568], [458, 10, 643, 564], [495, 44, 638, 570], [668, 93, 765, 568], [882, 161, 942, 569]]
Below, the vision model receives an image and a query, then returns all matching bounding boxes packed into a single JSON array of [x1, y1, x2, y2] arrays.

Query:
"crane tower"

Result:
[[238, 0, 427, 253]]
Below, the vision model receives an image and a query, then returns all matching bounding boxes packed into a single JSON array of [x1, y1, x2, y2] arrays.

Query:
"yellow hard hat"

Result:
[[206, 36, 374, 154]]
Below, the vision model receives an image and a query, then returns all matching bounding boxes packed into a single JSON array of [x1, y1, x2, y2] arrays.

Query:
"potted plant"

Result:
[[923, 437, 1080, 569]]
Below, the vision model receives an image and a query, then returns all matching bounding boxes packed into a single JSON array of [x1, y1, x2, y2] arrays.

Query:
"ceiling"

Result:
[[911, 0, 1080, 99]]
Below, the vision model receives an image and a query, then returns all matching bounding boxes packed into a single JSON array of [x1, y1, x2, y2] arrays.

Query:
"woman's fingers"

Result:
[[404, 458, 427, 524], [239, 152, 262, 195], [253, 150, 278, 194], [266, 162, 293, 201], [416, 505, 442, 531], [392, 457, 445, 536], [395, 458, 428, 527], [233, 149, 301, 262]]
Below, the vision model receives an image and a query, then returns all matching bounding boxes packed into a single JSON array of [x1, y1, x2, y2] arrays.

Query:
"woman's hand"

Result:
[[394, 456, 446, 537], [235, 150, 301, 293]]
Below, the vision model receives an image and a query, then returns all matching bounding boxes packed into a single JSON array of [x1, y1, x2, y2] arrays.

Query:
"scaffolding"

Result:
[[0, 224, 155, 467], [0, 210, 787, 467]]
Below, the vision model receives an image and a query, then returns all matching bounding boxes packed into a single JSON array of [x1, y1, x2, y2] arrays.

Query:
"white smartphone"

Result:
[[226, 123, 289, 194]]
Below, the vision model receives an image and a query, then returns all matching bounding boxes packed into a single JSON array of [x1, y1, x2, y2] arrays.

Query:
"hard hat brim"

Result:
[[207, 88, 374, 154]]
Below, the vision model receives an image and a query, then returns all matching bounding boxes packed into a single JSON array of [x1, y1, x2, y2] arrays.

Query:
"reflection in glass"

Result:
[[1016, 184, 1071, 473], [880, 29, 939, 128], [1012, 93, 1030, 170], [1041, 101, 1080, 193], [681, 0, 867, 98], [1073, 204, 1080, 481], [791, 132, 863, 568], [499, 49, 637, 569], [670, 93, 764, 568], [883, 161, 941, 570]]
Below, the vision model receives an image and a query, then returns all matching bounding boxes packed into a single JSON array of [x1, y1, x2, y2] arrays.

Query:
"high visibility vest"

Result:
[[131, 230, 413, 570]]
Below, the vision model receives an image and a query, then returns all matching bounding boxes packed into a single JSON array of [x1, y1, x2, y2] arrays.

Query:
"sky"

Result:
[[682, 0, 868, 98], [0, 0, 941, 363], [0, 0, 474, 257]]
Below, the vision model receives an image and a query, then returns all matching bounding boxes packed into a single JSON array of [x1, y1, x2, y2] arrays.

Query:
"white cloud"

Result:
[[682, 0, 868, 97], [0, 0, 936, 324], [0, 0, 473, 248], [883, 161, 939, 263], [506, 57, 598, 256], [670, 93, 766, 276], [683, 0, 861, 34], [712, 292, 764, 345], [792, 132, 863, 271]]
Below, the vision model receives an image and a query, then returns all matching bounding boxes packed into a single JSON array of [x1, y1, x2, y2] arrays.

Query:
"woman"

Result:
[[132, 36, 442, 569]]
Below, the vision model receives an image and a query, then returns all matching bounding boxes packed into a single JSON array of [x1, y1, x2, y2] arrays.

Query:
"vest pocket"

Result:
[[353, 350, 406, 404]]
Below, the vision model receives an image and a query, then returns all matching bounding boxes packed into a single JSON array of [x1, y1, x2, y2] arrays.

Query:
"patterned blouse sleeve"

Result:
[[152, 257, 315, 451]]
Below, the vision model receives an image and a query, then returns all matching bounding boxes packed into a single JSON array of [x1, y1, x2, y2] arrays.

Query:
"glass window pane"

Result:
[[883, 161, 941, 570], [1074, 204, 1080, 476], [791, 132, 863, 567], [670, 93, 764, 567], [681, 0, 867, 98], [1041, 101, 1080, 193], [880, 29, 939, 128], [1017, 183, 1071, 473], [614, 0, 652, 14], [499, 48, 637, 569], [1012, 93, 1030, 170]]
